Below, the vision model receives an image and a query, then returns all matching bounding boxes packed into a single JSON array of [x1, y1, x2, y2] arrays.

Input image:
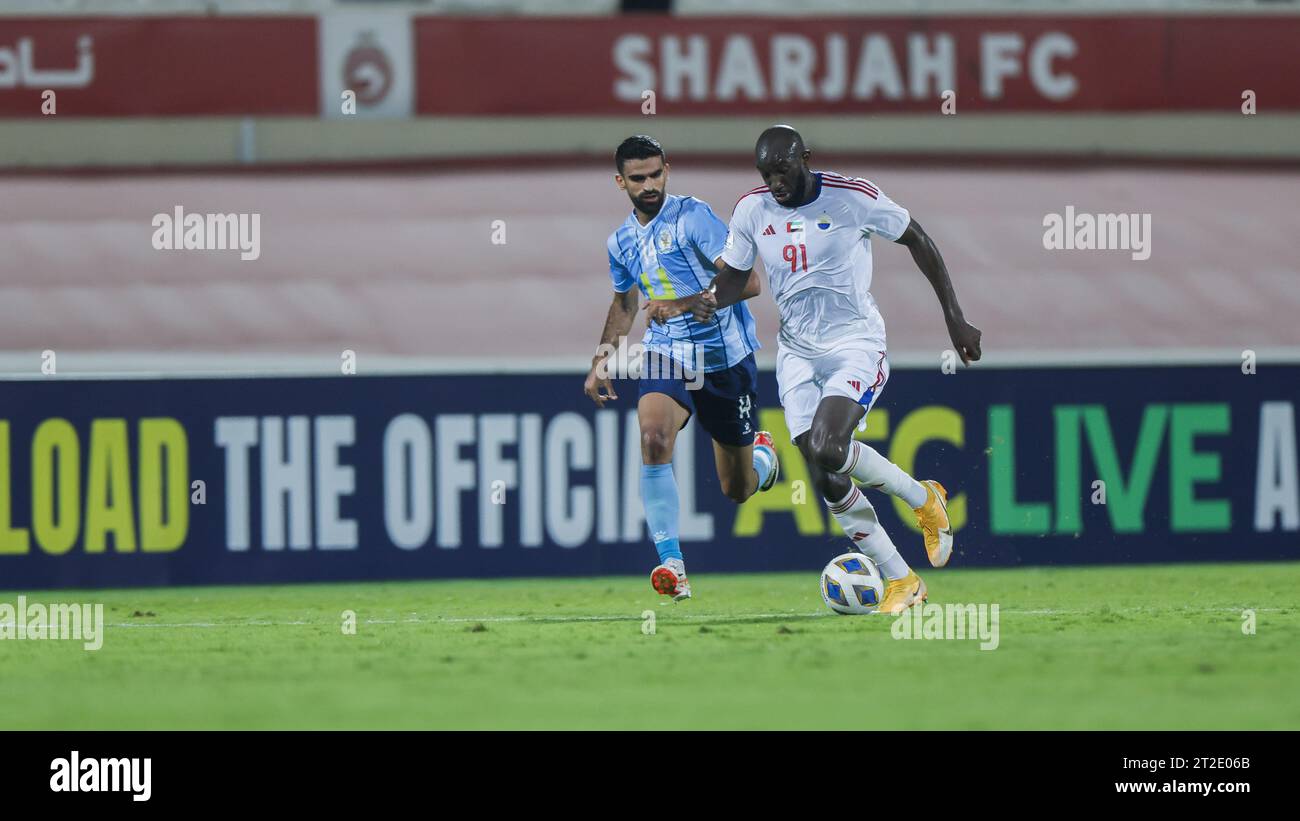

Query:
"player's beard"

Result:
[[634, 191, 664, 218]]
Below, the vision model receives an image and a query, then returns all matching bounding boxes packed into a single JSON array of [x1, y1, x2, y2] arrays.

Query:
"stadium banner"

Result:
[[1, 364, 1297, 589], [0, 17, 317, 117], [2, 15, 1299, 119], [416, 16, 1300, 114]]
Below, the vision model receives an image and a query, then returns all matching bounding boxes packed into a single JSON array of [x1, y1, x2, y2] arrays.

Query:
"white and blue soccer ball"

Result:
[[820, 552, 885, 615]]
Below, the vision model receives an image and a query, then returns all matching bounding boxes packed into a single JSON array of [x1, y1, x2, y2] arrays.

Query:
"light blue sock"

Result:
[[752, 445, 775, 489], [641, 463, 681, 563]]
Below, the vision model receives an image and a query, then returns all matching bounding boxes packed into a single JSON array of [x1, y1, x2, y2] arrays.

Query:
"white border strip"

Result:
[[0, 347, 1297, 380]]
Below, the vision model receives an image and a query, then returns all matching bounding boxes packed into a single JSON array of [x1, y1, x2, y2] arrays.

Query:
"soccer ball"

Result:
[[820, 552, 885, 615]]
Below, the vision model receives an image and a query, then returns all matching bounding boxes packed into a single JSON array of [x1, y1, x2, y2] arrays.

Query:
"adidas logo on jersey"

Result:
[[848, 379, 862, 392], [762, 224, 776, 236]]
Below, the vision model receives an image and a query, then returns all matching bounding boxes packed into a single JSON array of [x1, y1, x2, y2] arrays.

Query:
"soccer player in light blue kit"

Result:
[[584, 136, 779, 601]]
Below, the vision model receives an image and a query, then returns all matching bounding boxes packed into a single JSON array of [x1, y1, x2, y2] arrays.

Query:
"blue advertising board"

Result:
[[1, 363, 1297, 588]]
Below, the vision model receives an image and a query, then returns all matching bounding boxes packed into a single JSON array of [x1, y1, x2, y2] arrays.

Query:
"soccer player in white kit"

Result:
[[671, 125, 982, 614]]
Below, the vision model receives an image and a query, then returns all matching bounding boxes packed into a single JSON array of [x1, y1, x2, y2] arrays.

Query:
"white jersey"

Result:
[[720, 171, 910, 357]]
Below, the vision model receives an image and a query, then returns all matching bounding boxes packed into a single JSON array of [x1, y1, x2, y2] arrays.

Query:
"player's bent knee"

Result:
[[807, 424, 848, 472], [640, 428, 676, 463]]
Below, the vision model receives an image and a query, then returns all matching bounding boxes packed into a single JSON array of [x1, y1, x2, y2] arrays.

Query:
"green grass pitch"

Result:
[[2, 562, 1298, 730]]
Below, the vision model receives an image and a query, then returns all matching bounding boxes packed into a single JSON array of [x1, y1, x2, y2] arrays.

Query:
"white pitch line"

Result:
[[99, 612, 826, 628], [1, 606, 1286, 631]]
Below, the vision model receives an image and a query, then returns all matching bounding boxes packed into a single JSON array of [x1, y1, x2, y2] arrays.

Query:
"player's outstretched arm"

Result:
[[584, 288, 638, 407], [699, 260, 755, 317], [645, 261, 758, 326], [738, 267, 762, 300], [896, 218, 983, 365]]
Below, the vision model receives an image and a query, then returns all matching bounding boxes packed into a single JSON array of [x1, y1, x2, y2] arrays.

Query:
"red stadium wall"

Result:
[[0, 14, 1297, 118]]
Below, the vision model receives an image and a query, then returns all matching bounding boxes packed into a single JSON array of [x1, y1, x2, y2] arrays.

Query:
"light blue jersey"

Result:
[[607, 194, 760, 373]]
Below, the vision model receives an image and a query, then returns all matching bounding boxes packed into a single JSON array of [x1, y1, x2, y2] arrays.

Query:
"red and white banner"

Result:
[[1, 15, 1298, 117], [415, 16, 1300, 114], [0, 17, 316, 117]]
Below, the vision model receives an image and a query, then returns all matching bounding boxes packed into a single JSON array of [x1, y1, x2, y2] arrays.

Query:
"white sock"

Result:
[[838, 441, 928, 508], [751, 446, 774, 488], [827, 485, 911, 581]]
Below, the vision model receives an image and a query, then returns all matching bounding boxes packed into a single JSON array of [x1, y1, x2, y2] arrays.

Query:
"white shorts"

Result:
[[776, 340, 889, 442]]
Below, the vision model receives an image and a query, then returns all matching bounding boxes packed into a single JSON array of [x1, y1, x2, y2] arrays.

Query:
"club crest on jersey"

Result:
[[816, 214, 833, 230], [656, 228, 673, 252], [785, 219, 804, 233], [762, 224, 776, 236], [737, 395, 752, 419]]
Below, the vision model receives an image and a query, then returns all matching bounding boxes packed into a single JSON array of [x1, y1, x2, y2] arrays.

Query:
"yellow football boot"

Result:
[[913, 479, 953, 567], [878, 570, 927, 615]]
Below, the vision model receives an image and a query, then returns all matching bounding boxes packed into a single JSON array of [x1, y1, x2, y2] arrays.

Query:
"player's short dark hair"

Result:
[[615, 135, 666, 173]]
